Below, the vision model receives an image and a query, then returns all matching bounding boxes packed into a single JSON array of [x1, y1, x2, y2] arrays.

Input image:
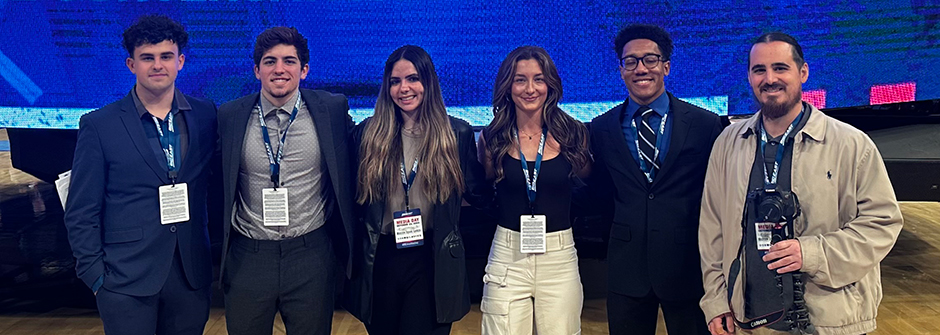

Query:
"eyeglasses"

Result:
[[619, 54, 665, 70]]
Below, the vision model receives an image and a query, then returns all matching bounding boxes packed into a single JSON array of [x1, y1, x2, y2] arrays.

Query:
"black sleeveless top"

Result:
[[495, 154, 573, 232]]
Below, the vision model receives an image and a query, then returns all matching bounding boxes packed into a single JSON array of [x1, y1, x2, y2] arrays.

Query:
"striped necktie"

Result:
[[637, 106, 660, 179]]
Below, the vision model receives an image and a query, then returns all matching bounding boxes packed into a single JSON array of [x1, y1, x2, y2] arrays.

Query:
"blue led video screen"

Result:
[[1, 1, 939, 129]]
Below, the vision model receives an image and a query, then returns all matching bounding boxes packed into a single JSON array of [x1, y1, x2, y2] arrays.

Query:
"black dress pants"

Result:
[[607, 289, 709, 335], [223, 228, 336, 335], [365, 234, 451, 335]]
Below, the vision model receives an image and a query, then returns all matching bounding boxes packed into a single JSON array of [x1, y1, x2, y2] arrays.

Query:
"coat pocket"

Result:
[[805, 281, 866, 326], [610, 223, 631, 242], [443, 231, 465, 258], [103, 228, 143, 244]]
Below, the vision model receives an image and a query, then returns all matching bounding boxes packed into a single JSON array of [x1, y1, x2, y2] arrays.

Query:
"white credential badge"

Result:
[[520, 215, 547, 253], [262, 188, 289, 226], [394, 208, 424, 248], [158, 183, 190, 224]]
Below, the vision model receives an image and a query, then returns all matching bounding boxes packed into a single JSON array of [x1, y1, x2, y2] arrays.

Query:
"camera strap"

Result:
[[726, 193, 797, 331], [758, 110, 803, 187]]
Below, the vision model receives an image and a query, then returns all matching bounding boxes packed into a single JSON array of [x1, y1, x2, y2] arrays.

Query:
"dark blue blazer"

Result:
[[64, 90, 217, 296], [591, 92, 725, 301]]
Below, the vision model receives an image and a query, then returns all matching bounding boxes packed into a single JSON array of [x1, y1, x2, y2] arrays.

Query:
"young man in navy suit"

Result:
[[590, 24, 725, 335], [64, 15, 217, 335]]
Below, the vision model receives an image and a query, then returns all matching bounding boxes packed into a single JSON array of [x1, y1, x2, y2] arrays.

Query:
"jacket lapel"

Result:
[[228, 94, 257, 189], [302, 89, 340, 186], [176, 108, 201, 181], [118, 93, 169, 183], [652, 93, 690, 188], [602, 104, 648, 187]]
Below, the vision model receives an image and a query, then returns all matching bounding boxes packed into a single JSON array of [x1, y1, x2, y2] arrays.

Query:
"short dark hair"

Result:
[[613, 24, 673, 61], [253, 27, 310, 66], [122, 15, 188, 57], [752, 32, 805, 67]]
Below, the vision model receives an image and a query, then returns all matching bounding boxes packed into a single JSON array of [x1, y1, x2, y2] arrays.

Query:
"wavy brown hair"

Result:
[[484, 46, 589, 182], [357, 45, 464, 204]]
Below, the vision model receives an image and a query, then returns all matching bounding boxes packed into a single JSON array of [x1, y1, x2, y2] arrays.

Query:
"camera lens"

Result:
[[758, 196, 784, 222]]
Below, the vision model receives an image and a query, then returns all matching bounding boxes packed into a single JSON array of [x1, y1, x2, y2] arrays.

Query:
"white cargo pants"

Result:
[[481, 226, 583, 335]]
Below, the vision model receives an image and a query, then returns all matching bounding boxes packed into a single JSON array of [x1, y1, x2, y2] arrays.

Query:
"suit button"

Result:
[[170, 226, 177, 233], [648, 193, 654, 200]]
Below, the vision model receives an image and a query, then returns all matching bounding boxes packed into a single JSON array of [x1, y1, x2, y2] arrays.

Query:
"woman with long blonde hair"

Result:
[[344, 45, 488, 335], [478, 45, 590, 335]]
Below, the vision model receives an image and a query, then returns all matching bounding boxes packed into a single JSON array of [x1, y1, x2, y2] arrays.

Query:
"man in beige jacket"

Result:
[[698, 32, 903, 335]]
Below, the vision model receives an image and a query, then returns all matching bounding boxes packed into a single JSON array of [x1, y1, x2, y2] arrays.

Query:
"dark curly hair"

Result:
[[613, 24, 673, 61], [253, 27, 310, 67], [122, 15, 188, 57]]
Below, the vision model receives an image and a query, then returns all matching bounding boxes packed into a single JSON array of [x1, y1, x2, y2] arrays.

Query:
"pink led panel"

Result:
[[802, 89, 826, 109], [870, 82, 916, 105]]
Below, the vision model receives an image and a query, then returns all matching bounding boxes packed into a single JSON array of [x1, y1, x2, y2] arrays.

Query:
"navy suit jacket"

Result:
[[217, 89, 356, 279], [591, 92, 725, 301], [64, 90, 218, 296]]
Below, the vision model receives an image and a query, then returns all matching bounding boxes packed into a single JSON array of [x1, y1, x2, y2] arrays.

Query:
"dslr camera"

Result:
[[754, 188, 801, 242]]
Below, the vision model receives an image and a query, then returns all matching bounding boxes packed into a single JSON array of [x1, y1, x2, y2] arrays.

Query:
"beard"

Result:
[[756, 87, 801, 120]]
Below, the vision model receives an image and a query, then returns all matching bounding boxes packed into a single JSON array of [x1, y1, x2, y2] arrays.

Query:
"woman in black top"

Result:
[[477, 45, 591, 335], [344, 45, 489, 335]]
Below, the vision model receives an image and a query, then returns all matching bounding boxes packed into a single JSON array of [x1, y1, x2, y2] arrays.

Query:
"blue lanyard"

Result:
[[151, 112, 180, 183], [630, 109, 668, 183], [515, 127, 546, 215], [400, 157, 419, 211], [758, 111, 804, 188], [258, 97, 302, 188]]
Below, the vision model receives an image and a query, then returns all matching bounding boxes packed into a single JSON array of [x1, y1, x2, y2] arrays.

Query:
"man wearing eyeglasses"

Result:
[[590, 24, 725, 335]]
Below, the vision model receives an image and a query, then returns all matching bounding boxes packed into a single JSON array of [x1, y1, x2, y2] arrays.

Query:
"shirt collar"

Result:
[[797, 102, 827, 143], [259, 90, 301, 116], [741, 102, 826, 143], [131, 86, 191, 119], [625, 92, 670, 120]]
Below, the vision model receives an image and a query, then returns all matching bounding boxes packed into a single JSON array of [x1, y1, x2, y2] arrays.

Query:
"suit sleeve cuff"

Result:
[[90, 274, 104, 294]]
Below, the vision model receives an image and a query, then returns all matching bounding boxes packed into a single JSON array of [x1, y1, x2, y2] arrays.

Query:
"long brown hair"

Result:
[[357, 45, 464, 204], [484, 46, 589, 182]]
